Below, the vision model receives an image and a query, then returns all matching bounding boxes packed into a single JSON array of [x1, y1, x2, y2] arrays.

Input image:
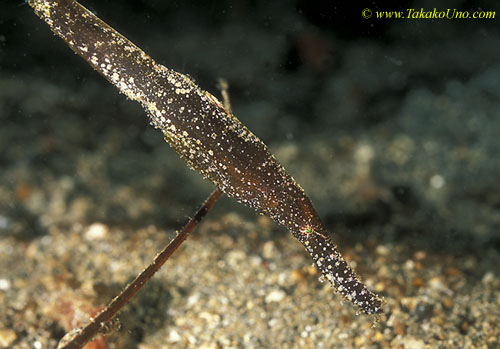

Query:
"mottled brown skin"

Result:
[[30, 0, 384, 315]]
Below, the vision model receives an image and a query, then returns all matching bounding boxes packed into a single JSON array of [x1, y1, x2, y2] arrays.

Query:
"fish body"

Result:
[[30, 0, 384, 314]]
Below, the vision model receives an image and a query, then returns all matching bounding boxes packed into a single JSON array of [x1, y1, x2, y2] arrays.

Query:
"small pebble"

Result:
[[404, 259, 415, 270], [374, 281, 385, 292], [262, 241, 277, 259], [412, 277, 424, 288], [393, 322, 406, 336], [403, 337, 425, 349], [0, 329, 17, 347], [373, 331, 384, 342], [265, 289, 286, 303], [482, 272, 494, 284], [0, 279, 10, 291], [85, 223, 109, 240], [442, 297, 453, 309], [375, 245, 390, 256], [290, 269, 305, 282], [430, 174, 445, 189], [414, 251, 426, 260]]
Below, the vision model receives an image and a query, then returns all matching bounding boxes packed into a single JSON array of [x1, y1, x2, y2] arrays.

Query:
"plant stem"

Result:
[[58, 188, 223, 349]]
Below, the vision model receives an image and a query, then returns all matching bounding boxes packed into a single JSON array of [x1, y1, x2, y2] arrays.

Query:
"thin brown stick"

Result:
[[58, 188, 223, 349], [218, 78, 232, 113]]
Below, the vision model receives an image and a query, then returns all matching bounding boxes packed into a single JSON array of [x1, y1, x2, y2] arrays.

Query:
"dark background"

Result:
[[1, 0, 500, 258]]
